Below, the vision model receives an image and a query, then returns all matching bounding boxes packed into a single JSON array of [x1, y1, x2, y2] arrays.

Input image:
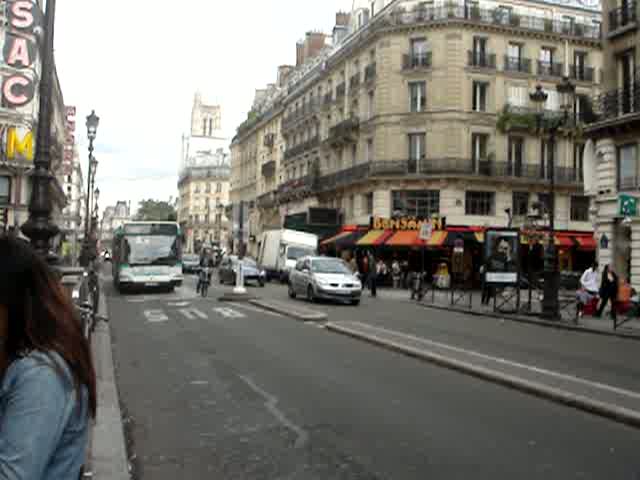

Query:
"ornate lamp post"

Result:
[[80, 111, 100, 266], [21, 0, 59, 259], [529, 77, 576, 320]]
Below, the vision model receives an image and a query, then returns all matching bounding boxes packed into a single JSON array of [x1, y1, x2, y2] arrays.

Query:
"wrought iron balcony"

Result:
[[315, 163, 370, 192], [537, 61, 564, 77], [283, 136, 320, 160], [467, 51, 496, 69], [364, 62, 377, 83], [389, 5, 600, 40], [277, 175, 316, 203], [402, 52, 432, 70], [609, 1, 637, 33], [504, 56, 531, 74], [282, 100, 320, 131], [586, 84, 640, 124], [326, 117, 360, 147], [569, 65, 595, 82]]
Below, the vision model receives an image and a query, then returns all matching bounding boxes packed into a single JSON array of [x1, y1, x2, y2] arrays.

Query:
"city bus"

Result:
[[112, 221, 183, 292]]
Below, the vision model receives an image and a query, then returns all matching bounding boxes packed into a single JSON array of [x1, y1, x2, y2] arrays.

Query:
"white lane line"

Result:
[[144, 309, 169, 323], [239, 375, 309, 449], [213, 307, 246, 319], [233, 303, 284, 317], [178, 308, 208, 320], [349, 322, 640, 401], [167, 301, 190, 307]]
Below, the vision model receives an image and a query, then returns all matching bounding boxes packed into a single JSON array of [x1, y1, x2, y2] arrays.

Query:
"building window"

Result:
[[471, 133, 489, 173], [571, 196, 590, 222], [202, 119, 207, 136], [392, 190, 440, 217], [348, 195, 355, 218], [573, 143, 585, 182], [472, 81, 488, 112], [365, 192, 374, 215], [366, 138, 374, 163], [408, 133, 426, 174], [537, 193, 552, 216], [513, 191, 529, 216], [465, 191, 494, 216], [409, 81, 426, 112], [367, 90, 375, 119], [0, 176, 10, 204], [508, 136, 524, 176], [216, 182, 222, 193], [541, 139, 555, 179], [618, 143, 638, 190], [410, 38, 428, 57], [507, 85, 528, 107]]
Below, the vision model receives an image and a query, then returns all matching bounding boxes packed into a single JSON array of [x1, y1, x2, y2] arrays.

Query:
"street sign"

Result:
[[619, 194, 637, 217], [419, 222, 433, 241]]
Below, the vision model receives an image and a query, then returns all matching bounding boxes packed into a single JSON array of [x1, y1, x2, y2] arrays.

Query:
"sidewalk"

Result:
[[375, 285, 640, 339]]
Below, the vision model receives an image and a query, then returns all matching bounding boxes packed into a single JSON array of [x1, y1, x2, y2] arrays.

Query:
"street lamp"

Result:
[[21, 0, 58, 259], [529, 77, 576, 320], [80, 110, 100, 267]]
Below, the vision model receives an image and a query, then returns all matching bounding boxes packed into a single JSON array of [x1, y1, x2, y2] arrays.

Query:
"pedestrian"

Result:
[[349, 255, 358, 274], [596, 265, 618, 319], [0, 234, 97, 479], [361, 254, 369, 289], [391, 259, 401, 289], [368, 251, 378, 297], [576, 261, 599, 318]]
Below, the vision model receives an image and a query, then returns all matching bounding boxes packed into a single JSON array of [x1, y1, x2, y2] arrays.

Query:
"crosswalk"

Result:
[[143, 304, 246, 323]]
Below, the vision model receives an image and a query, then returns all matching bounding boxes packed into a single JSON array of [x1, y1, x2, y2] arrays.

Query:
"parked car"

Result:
[[288, 256, 362, 305], [218, 256, 266, 287], [182, 254, 200, 274]]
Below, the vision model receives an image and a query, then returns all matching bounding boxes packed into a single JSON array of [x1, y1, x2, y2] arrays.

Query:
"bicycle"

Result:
[[199, 266, 211, 298]]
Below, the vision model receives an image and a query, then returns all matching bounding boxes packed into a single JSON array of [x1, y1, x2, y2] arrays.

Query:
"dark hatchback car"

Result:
[[218, 256, 266, 287], [182, 254, 200, 274]]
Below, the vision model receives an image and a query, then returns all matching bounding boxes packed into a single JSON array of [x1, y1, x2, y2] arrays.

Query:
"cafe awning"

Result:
[[357, 230, 394, 246], [320, 230, 363, 248], [426, 230, 448, 247], [386, 230, 425, 247], [575, 234, 597, 251], [555, 234, 575, 249]]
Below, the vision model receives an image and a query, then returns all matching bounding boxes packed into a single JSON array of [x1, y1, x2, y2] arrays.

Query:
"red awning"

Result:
[[386, 230, 425, 247], [575, 235, 597, 251], [555, 234, 574, 249]]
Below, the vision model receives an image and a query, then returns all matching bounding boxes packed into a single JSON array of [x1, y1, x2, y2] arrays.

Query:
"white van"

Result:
[[258, 229, 318, 282]]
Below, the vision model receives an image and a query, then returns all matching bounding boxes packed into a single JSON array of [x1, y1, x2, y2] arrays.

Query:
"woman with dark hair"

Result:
[[0, 234, 97, 479]]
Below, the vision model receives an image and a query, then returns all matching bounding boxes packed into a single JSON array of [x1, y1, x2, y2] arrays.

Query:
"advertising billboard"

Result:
[[484, 229, 520, 286]]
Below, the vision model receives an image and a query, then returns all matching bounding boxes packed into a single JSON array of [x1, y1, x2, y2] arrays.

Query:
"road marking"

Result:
[[143, 309, 169, 323], [178, 308, 208, 320], [239, 375, 309, 449], [167, 301, 190, 307], [232, 303, 283, 317], [190, 380, 209, 386], [349, 322, 640, 401], [213, 307, 246, 319]]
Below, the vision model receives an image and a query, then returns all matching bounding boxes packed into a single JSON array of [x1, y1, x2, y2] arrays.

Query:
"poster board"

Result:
[[484, 229, 520, 286]]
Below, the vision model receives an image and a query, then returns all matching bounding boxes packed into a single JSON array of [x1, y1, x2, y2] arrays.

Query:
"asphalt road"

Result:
[[106, 274, 640, 479]]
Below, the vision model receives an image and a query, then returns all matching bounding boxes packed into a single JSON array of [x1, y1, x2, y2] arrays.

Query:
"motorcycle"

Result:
[[199, 266, 211, 298]]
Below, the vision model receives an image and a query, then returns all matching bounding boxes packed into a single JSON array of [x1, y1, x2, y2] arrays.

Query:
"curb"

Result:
[[90, 283, 130, 479], [325, 322, 640, 430], [249, 299, 328, 321], [418, 302, 640, 341]]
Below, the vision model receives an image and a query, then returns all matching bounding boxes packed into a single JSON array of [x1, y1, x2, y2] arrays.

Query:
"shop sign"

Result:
[[371, 216, 446, 231], [2, 126, 34, 162], [2, 1, 43, 109], [484, 229, 520, 286], [62, 105, 76, 170], [419, 222, 432, 241], [619, 194, 637, 217]]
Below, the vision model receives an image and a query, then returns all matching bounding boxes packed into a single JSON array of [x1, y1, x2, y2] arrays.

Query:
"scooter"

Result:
[[199, 266, 211, 298]]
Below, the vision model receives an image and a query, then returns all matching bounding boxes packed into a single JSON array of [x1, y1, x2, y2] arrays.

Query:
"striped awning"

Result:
[[426, 230, 448, 247], [357, 230, 394, 246], [386, 230, 424, 247], [320, 231, 353, 246]]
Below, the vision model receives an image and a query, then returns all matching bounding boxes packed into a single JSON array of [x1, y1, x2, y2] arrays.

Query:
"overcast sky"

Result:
[[55, 0, 349, 214]]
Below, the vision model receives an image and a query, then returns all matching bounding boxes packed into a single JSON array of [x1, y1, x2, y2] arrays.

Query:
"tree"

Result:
[[135, 199, 177, 221]]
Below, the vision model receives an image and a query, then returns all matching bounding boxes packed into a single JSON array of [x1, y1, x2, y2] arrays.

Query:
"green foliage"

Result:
[[135, 199, 177, 221], [496, 105, 537, 133]]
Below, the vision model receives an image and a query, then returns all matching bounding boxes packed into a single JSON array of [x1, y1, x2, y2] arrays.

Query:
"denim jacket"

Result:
[[0, 350, 89, 479]]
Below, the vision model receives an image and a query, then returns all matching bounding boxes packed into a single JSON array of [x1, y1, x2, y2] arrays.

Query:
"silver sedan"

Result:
[[288, 256, 362, 305]]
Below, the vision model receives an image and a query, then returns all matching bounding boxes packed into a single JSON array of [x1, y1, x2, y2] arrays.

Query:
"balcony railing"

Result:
[[587, 84, 640, 123], [402, 52, 432, 70], [504, 56, 531, 73], [277, 175, 316, 203], [282, 100, 320, 130], [619, 175, 640, 190], [257, 190, 277, 209], [537, 61, 564, 77], [389, 5, 601, 40], [467, 51, 496, 69], [327, 117, 360, 147], [569, 65, 595, 82], [283, 136, 320, 160], [364, 63, 377, 83], [609, 1, 637, 32], [309, 159, 581, 192]]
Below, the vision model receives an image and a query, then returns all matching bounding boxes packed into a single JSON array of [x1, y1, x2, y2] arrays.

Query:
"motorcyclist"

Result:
[[196, 249, 215, 294]]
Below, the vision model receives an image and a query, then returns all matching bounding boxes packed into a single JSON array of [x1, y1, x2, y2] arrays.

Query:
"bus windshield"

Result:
[[123, 235, 179, 266]]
